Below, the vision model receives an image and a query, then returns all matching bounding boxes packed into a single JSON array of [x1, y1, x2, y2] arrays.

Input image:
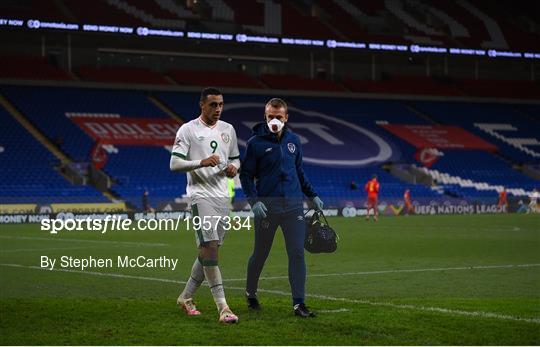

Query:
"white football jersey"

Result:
[[531, 191, 539, 204], [172, 117, 240, 201]]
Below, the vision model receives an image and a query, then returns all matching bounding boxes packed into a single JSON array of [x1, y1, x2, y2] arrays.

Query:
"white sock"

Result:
[[203, 264, 228, 312], [179, 257, 204, 300]]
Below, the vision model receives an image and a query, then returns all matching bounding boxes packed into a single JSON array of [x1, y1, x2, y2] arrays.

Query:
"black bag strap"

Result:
[[304, 209, 339, 241], [304, 209, 328, 225]]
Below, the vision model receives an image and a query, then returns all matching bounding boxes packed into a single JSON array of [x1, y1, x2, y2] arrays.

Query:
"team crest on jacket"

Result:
[[287, 143, 296, 153], [221, 133, 230, 143]]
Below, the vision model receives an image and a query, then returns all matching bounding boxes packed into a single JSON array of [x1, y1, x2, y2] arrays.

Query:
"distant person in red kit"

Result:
[[404, 189, 414, 215], [498, 188, 508, 212], [365, 175, 380, 221]]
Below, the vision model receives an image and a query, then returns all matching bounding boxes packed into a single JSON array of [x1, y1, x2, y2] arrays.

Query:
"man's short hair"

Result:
[[265, 98, 288, 113], [200, 87, 222, 101]]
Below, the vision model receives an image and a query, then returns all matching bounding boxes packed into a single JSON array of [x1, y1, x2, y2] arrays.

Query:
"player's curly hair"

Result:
[[265, 98, 288, 113]]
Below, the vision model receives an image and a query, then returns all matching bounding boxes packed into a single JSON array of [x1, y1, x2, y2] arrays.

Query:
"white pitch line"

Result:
[[1, 263, 539, 325], [239, 287, 540, 325], [319, 308, 350, 313], [0, 235, 167, 247], [223, 263, 540, 282], [0, 263, 187, 284]]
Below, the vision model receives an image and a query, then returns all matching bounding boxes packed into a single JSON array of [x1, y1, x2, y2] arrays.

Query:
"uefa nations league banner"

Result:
[[341, 199, 507, 217]]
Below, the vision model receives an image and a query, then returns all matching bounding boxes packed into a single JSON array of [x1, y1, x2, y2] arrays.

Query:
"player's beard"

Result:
[[202, 112, 220, 125]]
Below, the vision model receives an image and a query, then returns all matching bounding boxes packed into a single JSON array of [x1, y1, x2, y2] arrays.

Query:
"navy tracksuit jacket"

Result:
[[240, 122, 318, 305]]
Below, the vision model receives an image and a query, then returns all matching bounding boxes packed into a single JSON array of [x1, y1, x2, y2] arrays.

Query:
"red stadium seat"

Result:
[[168, 69, 264, 89], [0, 0, 67, 21], [344, 76, 461, 96], [75, 66, 172, 85], [0, 56, 73, 81], [280, 2, 336, 39], [455, 79, 540, 99], [260, 74, 346, 92], [221, 0, 265, 26]]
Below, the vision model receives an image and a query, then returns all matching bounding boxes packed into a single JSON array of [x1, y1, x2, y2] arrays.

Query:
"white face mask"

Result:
[[267, 118, 284, 133]]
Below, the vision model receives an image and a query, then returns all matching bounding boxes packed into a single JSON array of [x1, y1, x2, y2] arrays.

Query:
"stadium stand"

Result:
[[337, 0, 414, 44], [4, 0, 537, 51], [288, 95, 538, 201], [0, 56, 73, 81], [0, 86, 171, 162], [168, 70, 263, 89], [62, 0, 145, 27], [348, 0, 386, 16], [422, 0, 490, 48], [0, 105, 107, 204], [0, 0, 67, 22], [260, 74, 346, 92], [343, 76, 461, 96], [155, 91, 202, 121], [119, 0, 186, 21], [0, 85, 186, 208], [221, 0, 265, 27], [279, 1, 336, 39], [485, 6, 540, 51], [315, 0, 368, 41], [101, 145, 186, 210], [75, 66, 172, 85], [454, 79, 540, 99], [423, 150, 538, 199], [515, 104, 540, 118], [0, 84, 538, 207], [303, 166, 441, 207], [412, 101, 540, 164], [103, 0, 186, 28], [153, 0, 198, 20], [313, 0, 407, 45]]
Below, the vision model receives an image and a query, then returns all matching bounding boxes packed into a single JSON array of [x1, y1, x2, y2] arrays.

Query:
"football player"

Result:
[[365, 175, 380, 221], [497, 188, 508, 212], [528, 188, 539, 213], [170, 87, 240, 323], [404, 189, 414, 215]]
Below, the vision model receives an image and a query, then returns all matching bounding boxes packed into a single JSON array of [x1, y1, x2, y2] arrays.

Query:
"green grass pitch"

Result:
[[1, 214, 539, 345]]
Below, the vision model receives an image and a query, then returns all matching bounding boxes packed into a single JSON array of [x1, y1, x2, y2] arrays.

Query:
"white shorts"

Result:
[[190, 197, 231, 247]]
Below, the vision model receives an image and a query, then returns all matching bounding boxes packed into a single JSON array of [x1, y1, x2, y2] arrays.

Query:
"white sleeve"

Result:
[[228, 126, 241, 169], [170, 124, 202, 172], [171, 124, 190, 158], [170, 155, 202, 172]]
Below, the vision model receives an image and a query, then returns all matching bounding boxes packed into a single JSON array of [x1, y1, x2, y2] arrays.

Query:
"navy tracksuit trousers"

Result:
[[246, 208, 306, 305]]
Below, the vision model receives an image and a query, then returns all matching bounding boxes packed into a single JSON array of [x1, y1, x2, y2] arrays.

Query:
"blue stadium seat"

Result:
[[0, 106, 107, 204], [412, 101, 540, 164], [1, 86, 170, 162]]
